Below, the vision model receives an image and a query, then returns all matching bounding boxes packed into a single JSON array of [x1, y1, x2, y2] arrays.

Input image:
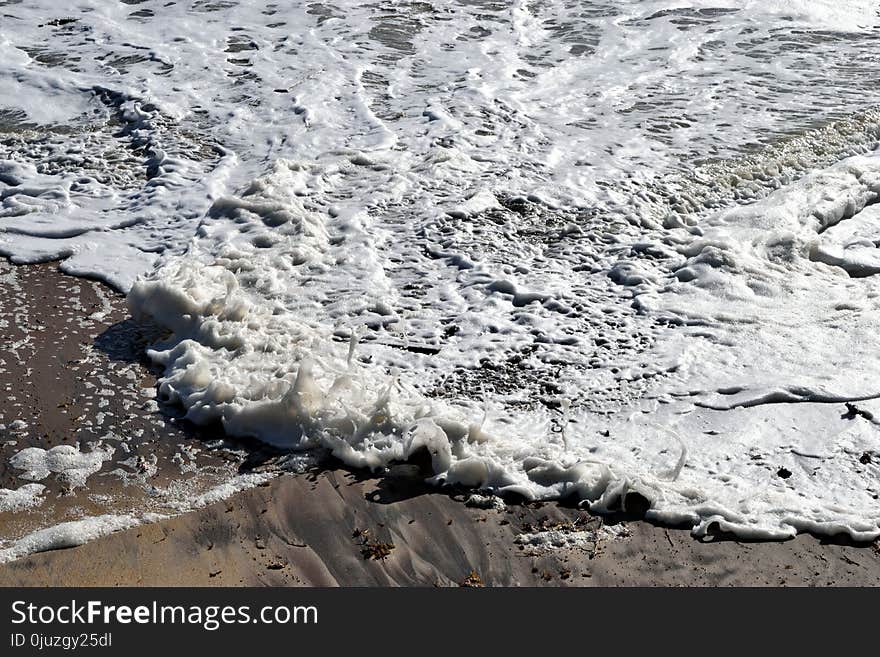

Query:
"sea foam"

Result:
[[2, 1, 880, 548]]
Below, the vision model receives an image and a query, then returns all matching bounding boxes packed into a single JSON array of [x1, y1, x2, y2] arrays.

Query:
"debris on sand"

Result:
[[460, 570, 484, 588], [465, 494, 506, 511], [353, 528, 395, 561], [515, 516, 630, 558]]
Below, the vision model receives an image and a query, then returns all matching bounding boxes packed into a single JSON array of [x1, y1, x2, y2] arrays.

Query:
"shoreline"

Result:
[[0, 260, 879, 585], [2, 467, 880, 586]]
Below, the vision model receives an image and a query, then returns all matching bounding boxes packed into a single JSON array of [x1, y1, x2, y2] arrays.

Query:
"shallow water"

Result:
[[2, 1, 880, 555]]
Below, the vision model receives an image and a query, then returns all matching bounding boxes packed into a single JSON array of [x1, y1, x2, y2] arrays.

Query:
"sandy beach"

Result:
[[5, 467, 880, 587], [1, 262, 879, 587], [4, 2, 880, 591]]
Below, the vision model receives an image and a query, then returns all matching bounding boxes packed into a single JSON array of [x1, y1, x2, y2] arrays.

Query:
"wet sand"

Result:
[[1, 261, 879, 586], [3, 468, 880, 587], [0, 259, 278, 553]]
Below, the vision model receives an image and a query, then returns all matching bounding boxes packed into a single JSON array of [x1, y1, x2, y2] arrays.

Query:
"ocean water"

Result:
[[2, 0, 880, 556]]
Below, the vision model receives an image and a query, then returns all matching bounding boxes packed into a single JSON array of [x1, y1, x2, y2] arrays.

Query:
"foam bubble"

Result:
[[9, 444, 114, 490], [0, 484, 46, 513]]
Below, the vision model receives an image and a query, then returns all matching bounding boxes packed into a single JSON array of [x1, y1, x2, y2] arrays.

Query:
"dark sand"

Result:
[[1, 261, 879, 586], [0, 259, 276, 546]]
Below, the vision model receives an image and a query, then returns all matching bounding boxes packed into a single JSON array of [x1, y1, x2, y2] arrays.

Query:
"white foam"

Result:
[[9, 444, 114, 490], [515, 522, 630, 555], [0, 472, 275, 562], [742, 0, 879, 31], [162, 472, 275, 512], [0, 483, 45, 513], [3, 1, 880, 546], [128, 150, 880, 541], [1, 1, 879, 290], [0, 514, 143, 564]]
